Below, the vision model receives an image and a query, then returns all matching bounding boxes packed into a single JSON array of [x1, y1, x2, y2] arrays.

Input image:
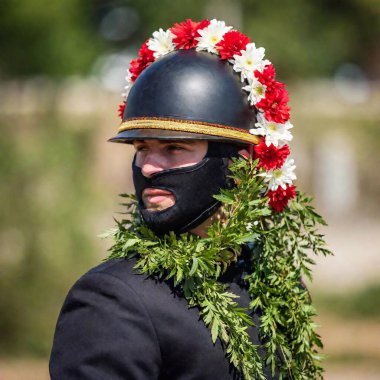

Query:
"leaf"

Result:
[[213, 193, 235, 204], [123, 238, 140, 250], [235, 233, 259, 244], [189, 257, 199, 276], [211, 317, 219, 343], [183, 278, 195, 298], [97, 228, 117, 239]]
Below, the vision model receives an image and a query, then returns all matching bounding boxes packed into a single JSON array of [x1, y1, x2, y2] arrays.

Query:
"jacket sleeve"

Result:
[[49, 271, 162, 380]]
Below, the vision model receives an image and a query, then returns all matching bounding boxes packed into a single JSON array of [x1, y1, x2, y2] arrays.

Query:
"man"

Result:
[[50, 19, 328, 380]]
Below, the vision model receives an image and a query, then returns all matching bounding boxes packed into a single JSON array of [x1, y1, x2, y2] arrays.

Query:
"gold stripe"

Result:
[[118, 118, 260, 144]]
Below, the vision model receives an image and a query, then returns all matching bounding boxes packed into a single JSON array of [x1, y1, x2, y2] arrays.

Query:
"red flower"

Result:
[[138, 40, 155, 62], [129, 58, 145, 81], [253, 141, 290, 170], [267, 185, 296, 212], [129, 40, 155, 82], [256, 84, 290, 123], [118, 101, 126, 119], [254, 64, 276, 86], [171, 19, 210, 50], [254, 64, 290, 123], [215, 30, 250, 60]]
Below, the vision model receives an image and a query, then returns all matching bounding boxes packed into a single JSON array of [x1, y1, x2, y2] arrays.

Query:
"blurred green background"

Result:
[[0, 1, 379, 379]]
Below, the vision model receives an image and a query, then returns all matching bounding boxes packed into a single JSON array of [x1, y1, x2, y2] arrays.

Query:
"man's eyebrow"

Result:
[[134, 140, 196, 145], [159, 140, 196, 145]]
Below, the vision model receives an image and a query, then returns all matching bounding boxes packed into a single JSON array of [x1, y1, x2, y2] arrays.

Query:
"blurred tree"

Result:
[[91, 0, 205, 48], [0, 115, 100, 355], [240, 0, 380, 79], [0, 0, 104, 77], [0, 0, 379, 359], [92, 0, 380, 79], [0, 0, 378, 79]]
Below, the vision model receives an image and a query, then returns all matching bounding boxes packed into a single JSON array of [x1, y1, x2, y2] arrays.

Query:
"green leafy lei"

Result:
[[102, 157, 332, 380]]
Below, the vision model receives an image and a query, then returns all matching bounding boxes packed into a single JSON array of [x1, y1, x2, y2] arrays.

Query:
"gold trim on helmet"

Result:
[[118, 117, 260, 144]]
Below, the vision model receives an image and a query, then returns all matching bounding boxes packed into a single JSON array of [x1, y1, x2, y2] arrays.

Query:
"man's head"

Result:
[[108, 19, 295, 233], [108, 47, 258, 235]]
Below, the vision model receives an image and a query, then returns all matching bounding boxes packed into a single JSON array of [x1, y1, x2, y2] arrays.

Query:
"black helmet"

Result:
[[109, 49, 259, 145]]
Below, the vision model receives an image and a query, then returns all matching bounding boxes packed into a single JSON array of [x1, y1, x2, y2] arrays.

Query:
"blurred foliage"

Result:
[[327, 351, 380, 366], [1, 0, 379, 360], [315, 283, 380, 321], [241, 0, 380, 79], [0, 0, 379, 79], [0, 0, 104, 77], [0, 115, 101, 356]]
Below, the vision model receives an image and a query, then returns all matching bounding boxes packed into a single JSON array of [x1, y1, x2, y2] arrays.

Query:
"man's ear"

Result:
[[228, 147, 250, 179], [238, 148, 250, 159]]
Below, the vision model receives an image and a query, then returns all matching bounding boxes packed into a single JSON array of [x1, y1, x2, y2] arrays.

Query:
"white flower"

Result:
[[147, 28, 175, 59], [264, 158, 297, 191], [246, 221, 259, 230], [249, 113, 293, 147], [196, 19, 232, 54], [242, 77, 267, 105], [232, 43, 270, 81], [121, 71, 133, 98]]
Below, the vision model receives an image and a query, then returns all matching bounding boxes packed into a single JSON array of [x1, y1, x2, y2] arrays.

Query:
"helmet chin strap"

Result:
[[132, 142, 242, 235]]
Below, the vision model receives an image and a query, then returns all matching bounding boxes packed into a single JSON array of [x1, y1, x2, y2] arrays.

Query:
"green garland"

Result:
[[102, 157, 332, 380]]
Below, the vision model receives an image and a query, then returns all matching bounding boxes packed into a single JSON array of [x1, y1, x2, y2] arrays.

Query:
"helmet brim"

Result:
[[108, 128, 251, 145]]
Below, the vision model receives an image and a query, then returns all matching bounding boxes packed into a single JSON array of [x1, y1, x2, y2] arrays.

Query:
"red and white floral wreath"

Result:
[[118, 19, 297, 212]]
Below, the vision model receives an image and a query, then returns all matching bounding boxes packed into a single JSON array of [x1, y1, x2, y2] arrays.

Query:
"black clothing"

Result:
[[50, 251, 277, 379]]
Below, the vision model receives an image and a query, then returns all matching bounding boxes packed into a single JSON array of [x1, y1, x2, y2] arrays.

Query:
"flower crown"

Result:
[[118, 19, 297, 212]]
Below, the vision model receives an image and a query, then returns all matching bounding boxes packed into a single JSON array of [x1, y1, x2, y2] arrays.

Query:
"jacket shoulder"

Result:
[[86, 257, 142, 282], [82, 257, 165, 295], [50, 257, 162, 379]]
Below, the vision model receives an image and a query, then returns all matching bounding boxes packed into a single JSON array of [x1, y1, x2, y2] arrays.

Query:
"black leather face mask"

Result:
[[132, 142, 242, 235]]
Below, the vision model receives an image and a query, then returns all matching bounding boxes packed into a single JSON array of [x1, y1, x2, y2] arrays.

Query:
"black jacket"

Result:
[[50, 252, 278, 380]]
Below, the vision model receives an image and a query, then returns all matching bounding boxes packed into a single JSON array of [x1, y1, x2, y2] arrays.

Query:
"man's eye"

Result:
[[135, 146, 147, 152], [167, 145, 185, 152]]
